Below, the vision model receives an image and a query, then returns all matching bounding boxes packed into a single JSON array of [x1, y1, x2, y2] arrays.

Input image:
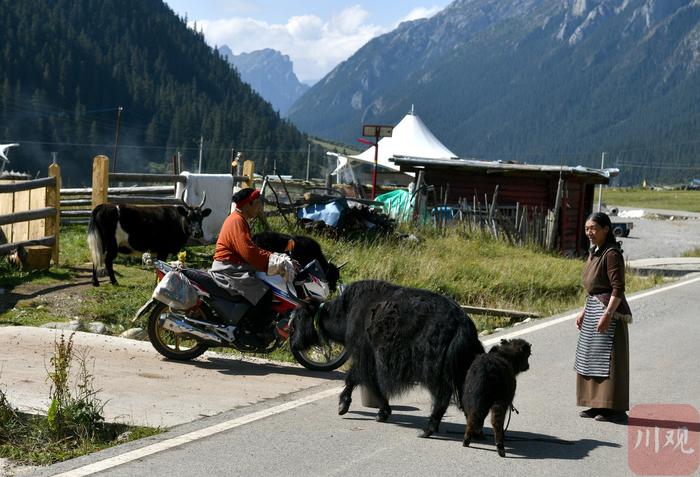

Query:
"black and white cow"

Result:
[[87, 193, 211, 286]]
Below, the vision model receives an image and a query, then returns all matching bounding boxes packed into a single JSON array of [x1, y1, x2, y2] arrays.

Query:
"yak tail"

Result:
[[87, 215, 105, 273], [448, 317, 485, 409]]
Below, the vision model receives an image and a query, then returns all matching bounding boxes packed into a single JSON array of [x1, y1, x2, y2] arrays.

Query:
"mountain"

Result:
[[219, 47, 309, 116], [288, 0, 700, 185], [0, 0, 319, 186]]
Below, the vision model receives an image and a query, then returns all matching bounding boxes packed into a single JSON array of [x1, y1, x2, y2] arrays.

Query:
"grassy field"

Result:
[[682, 247, 700, 257], [0, 222, 662, 334], [597, 187, 700, 212]]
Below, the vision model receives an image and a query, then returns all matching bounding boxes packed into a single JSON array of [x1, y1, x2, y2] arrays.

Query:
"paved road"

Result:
[[34, 274, 700, 477], [0, 327, 344, 428], [618, 217, 700, 260]]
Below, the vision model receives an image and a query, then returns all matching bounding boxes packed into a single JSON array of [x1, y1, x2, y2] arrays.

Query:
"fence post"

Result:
[[46, 162, 61, 265], [243, 160, 255, 188], [92, 155, 109, 209]]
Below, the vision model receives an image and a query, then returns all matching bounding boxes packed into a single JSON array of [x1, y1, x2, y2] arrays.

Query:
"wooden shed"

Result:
[[392, 156, 616, 257]]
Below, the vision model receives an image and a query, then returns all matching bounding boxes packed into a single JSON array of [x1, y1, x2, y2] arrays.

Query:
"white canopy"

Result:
[[330, 109, 457, 175]]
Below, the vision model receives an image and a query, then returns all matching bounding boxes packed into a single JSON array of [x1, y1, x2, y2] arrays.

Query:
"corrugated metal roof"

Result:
[[391, 155, 618, 183]]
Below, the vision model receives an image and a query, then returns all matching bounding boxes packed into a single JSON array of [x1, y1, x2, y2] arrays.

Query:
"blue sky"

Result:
[[164, 0, 451, 82]]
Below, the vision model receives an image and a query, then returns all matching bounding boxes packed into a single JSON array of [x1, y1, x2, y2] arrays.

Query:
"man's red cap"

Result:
[[235, 188, 261, 207]]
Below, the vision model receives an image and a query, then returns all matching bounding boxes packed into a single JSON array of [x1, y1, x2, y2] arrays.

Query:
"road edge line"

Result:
[[51, 386, 343, 477], [483, 274, 700, 346]]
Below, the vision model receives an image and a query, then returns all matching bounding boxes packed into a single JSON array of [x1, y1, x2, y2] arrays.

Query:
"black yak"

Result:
[[252, 231, 342, 291], [461, 338, 532, 457], [291, 280, 484, 438]]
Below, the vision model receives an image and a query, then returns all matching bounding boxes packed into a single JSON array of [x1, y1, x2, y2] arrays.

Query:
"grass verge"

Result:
[[0, 332, 161, 466], [1, 223, 663, 334], [597, 187, 700, 212]]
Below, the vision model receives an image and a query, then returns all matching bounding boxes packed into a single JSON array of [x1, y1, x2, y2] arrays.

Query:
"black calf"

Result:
[[461, 338, 532, 457]]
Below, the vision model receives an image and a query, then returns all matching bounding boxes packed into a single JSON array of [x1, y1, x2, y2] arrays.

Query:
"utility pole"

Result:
[[597, 152, 606, 212], [306, 143, 311, 181], [198, 135, 204, 173], [112, 106, 123, 172]]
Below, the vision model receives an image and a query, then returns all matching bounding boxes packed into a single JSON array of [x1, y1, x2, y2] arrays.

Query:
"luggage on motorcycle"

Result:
[[153, 270, 198, 309]]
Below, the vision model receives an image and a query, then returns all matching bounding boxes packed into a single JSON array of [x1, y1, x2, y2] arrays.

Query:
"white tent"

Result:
[[329, 108, 457, 179]]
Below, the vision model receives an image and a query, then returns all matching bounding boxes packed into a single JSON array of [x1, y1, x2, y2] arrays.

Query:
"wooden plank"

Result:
[[242, 160, 255, 188], [63, 185, 175, 195], [15, 245, 52, 271], [28, 185, 46, 240], [0, 180, 15, 243], [12, 188, 30, 242], [0, 207, 55, 226], [109, 173, 187, 183], [92, 155, 109, 209], [0, 236, 55, 256], [107, 196, 183, 206], [60, 199, 92, 206], [47, 162, 61, 265], [60, 210, 92, 217], [461, 305, 540, 319], [0, 177, 55, 193]]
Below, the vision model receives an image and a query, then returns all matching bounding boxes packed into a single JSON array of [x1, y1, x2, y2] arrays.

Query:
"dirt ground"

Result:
[[0, 267, 95, 320]]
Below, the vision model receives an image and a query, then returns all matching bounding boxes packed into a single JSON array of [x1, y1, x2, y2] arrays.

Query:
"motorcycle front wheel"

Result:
[[290, 333, 349, 372], [147, 301, 210, 361]]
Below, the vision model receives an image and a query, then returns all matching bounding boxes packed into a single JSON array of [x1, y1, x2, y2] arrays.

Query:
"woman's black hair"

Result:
[[232, 187, 255, 204], [586, 211, 623, 252]]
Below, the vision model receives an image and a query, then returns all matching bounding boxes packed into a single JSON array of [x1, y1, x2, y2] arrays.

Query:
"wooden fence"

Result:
[[425, 181, 563, 251], [60, 155, 256, 224], [0, 163, 61, 264]]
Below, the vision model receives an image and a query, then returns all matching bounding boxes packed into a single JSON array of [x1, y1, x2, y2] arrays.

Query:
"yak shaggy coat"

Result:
[[461, 338, 532, 457], [291, 280, 484, 438]]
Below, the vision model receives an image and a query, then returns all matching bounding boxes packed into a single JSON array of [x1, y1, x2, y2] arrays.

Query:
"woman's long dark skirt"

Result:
[[576, 320, 629, 411]]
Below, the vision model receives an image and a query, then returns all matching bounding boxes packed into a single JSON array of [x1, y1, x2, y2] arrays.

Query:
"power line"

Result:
[[0, 138, 309, 155]]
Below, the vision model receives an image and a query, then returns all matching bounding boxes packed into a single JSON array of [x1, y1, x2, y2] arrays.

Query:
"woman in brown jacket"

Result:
[[574, 212, 632, 423]]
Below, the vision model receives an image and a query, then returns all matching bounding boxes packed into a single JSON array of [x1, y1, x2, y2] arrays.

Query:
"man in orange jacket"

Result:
[[210, 188, 293, 337]]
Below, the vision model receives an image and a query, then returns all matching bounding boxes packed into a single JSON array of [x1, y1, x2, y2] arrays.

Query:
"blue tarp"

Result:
[[297, 199, 349, 228]]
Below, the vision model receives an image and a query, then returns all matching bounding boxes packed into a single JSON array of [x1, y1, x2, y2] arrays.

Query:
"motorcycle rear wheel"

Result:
[[147, 301, 210, 361], [291, 335, 349, 372]]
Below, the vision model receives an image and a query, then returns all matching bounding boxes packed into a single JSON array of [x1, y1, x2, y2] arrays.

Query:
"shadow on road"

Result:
[[169, 355, 346, 380], [345, 409, 620, 459]]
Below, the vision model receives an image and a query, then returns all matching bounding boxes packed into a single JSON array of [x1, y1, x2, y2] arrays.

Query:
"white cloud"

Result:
[[194, 4, 444, 82], [195, 6, 386, 82]]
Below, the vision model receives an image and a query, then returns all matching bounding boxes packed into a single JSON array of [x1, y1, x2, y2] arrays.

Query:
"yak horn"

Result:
[[335, 260, 349, 270], [198, 190, 207, 208]]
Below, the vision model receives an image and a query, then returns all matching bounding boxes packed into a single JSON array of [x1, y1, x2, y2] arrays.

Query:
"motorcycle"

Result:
[[134, 258, 349, 372]]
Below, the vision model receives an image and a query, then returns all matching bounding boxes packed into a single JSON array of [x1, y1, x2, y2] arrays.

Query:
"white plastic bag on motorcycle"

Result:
[[152, 270, 198, 309]]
